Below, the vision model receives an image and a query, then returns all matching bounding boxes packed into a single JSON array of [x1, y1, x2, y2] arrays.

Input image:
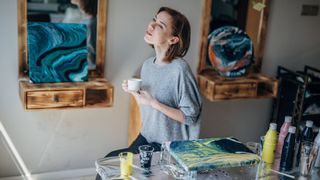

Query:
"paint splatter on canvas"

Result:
[[208, 26, 254, 77], [168, 137, 260, 172], [28, 22, 88, 83]]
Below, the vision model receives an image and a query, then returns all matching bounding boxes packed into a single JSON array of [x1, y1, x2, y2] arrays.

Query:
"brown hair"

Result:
[[157, 7, 191, 62], [79, 0, 98, 16]]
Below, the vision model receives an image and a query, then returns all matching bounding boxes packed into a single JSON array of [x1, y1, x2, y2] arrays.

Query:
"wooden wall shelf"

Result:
[[19, 78, 113, 110], [198, 70, 278, 101]]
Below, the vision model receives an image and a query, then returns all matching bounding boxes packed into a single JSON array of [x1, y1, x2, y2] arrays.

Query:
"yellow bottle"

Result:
[[262, 123, 278, 164]]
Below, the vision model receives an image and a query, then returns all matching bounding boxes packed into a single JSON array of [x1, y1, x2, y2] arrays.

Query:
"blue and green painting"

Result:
[[168, 137, 260, 172], [28, 22, 88, 83]]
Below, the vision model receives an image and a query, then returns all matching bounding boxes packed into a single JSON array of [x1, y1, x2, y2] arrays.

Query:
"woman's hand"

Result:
[[123, 80, 155, 106], [122, 80, 129, 92], [132, 90, 157, 107]]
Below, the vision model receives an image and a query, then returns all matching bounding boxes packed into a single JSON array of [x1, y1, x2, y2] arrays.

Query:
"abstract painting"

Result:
[[168, 137, 260, 172], [207, 26, 254, 77], [28, 22, 88, 83]]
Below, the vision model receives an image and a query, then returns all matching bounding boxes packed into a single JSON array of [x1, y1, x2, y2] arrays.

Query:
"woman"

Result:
[[96, 7, 201, 179], [122, 6, 201, 152]]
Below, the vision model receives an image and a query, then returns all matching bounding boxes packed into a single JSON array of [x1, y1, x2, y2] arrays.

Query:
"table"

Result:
[[95, 152, 320, 180]]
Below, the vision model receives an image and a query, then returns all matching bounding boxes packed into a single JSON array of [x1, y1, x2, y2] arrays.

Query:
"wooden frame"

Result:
[[17, 0, 113, 110], [18, 0, 107, 78], [198, 0, 270, 74], [197, 0, 277, 101]]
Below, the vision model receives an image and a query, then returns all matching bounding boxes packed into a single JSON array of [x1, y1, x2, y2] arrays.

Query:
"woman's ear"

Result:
[[168, 36, 179, 45]]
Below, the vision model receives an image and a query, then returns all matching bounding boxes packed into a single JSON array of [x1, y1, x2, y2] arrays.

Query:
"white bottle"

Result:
[[314, 131, 320, 168]]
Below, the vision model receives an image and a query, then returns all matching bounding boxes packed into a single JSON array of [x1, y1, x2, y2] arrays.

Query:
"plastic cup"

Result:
[[260, 136, 265, 156], [299, 141, 314, 176], [246, 142, 261, 155], [139, 145, 154, 172], [119, 152, 133, 178]]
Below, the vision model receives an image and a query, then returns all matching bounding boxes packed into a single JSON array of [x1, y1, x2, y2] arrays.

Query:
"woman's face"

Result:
[[144, 11, 176, 47], [71, 0, 81, 6]]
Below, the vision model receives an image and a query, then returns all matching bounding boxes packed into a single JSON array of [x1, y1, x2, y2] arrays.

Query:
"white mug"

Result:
[[127, 78, 142, 92]]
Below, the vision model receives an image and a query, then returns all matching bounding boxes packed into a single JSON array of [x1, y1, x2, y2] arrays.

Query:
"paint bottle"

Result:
[[313, 130, 320, 168], [276, 116, 292, 158], [280, 126, 296, 171], [262, 123, 278, 163]]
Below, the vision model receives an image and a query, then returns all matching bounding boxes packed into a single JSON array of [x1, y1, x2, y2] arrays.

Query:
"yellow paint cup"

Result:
[[119, 152, 133, 178]]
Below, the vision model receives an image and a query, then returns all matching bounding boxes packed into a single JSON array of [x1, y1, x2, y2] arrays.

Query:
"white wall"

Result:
[[0, 0, 319, 177], [263, 0, 320, 74]]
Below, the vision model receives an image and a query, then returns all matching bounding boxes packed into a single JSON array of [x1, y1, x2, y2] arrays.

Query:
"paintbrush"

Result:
[[269, 169, 295, 179], [307, 145, 319, 172]]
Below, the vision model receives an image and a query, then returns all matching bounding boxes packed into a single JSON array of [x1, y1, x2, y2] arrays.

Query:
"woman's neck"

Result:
[[154, 45, 169, 65]]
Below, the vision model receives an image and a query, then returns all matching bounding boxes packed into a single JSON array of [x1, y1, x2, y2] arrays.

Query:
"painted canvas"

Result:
[[168, 137, 260, 172], [207, 26, 254, 77], [28, 22, 88, 83]]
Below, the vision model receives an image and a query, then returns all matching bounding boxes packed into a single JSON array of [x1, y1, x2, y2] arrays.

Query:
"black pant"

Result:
[[95, 134, 161, 180]]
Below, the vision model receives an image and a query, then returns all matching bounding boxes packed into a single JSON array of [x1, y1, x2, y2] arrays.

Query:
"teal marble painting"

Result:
[[168, 137, 260, 172], [28, 22, 88, 83]]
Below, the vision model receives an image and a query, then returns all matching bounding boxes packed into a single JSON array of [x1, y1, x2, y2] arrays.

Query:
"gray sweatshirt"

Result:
[[140, 57, 202, 144]]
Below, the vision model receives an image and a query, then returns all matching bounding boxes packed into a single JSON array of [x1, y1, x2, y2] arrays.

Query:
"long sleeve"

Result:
[[177, 62, 202, 126]]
